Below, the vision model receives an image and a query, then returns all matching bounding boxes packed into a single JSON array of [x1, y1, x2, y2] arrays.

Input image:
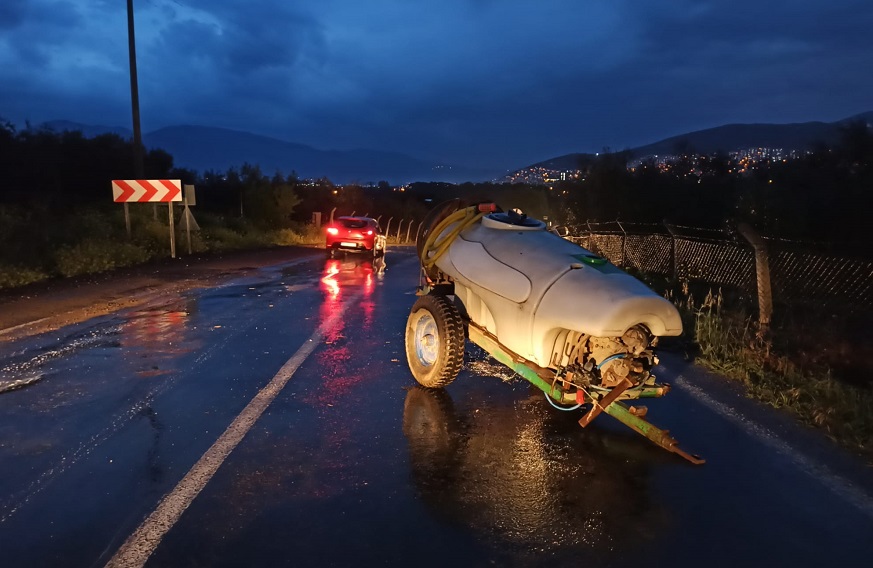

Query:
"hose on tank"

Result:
[[544, 353, 629, 412], [597, 353, 627, 368], [420, 205, 486, 270], [543, 393, 583, 411]]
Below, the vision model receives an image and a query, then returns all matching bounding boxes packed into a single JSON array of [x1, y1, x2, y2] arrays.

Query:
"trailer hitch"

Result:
[[467, 324, 705, 465], [579, 386, 705, 465]]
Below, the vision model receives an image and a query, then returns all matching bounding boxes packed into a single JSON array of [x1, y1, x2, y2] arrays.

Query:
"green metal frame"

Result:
[[467, 324, 704, 465]]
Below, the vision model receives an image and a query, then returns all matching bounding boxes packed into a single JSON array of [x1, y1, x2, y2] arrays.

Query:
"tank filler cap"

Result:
[[482, 210, 546, 231]]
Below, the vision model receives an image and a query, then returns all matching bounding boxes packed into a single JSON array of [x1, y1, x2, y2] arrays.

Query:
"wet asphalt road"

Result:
[[1, 248, 873, 567]]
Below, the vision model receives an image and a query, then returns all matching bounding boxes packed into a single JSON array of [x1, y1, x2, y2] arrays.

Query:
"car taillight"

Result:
[[366, 230, 373, 235], [327, 227, 339, 235]]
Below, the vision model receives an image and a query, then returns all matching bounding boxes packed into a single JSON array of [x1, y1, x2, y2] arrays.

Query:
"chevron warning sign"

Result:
[[111, 179, 182, 203]]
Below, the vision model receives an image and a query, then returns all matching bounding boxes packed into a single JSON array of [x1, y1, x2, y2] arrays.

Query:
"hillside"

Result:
[[629, 121, 837, 158], [522, 111, 873, 172], [40, 121, 494, 184]]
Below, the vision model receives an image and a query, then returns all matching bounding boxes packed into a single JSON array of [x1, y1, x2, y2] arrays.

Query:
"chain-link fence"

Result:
[[567, 222, 873, 313]]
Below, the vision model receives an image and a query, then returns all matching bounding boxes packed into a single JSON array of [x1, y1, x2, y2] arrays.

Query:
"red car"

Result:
[[325, 216, 387, 257]]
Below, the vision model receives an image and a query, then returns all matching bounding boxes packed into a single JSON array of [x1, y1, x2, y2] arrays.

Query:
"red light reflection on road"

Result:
[[321, 260, 341, 300], [305, 256, 388, 497], [314, 257, 382, 388], [120, 307, 196, 377], [319, 257, 379, 341], [319, 258, 377, 302]]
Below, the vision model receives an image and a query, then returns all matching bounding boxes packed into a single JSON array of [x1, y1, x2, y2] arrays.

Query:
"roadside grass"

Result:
[[0, 205, 324, 289], [673, 285, 873, 460], [0, 264, 50, 289], [55, 239, 152, 277]]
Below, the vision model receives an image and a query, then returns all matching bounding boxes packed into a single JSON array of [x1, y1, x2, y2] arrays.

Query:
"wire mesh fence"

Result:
[[567, 222, 873, 313]]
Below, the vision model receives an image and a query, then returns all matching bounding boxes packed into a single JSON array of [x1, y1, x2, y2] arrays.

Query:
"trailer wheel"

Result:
[[406, 295, 465, 388]]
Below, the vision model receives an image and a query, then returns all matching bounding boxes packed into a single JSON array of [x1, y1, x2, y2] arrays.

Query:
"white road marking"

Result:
[[105, 292, 361, 568], [673, 374, 873, 520]]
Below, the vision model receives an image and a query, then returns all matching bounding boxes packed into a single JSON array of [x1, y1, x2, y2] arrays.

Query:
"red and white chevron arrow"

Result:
[[111, 179, 182, 203]]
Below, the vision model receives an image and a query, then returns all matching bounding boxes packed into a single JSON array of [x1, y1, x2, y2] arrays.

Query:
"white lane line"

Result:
[[673, 374, 873, 520], [105, 292, 361, 568]]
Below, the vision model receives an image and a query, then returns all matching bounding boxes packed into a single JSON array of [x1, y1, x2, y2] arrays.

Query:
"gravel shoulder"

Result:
[[0, 246, 322, 342]]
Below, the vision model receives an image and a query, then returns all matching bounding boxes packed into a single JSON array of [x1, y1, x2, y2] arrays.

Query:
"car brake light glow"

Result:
[[366, 230, 373, 235], [327, 227, 339, 235]]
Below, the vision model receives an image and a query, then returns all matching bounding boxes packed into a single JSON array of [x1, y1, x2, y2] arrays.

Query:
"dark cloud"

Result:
[[0, 0, 82, 32], [1, 0, 871, 170], [0, 1, 27, 30]]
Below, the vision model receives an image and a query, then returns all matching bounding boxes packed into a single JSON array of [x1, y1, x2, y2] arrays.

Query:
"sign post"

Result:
[[168, 201, 176, 258], [182, 185, 198, 255], [112, 179, 182, 257]]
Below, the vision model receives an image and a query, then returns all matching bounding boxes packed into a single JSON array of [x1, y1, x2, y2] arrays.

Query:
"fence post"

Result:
[[415, 221, 424, 244], [737, 223, 773, 336], [664, 221, 678, 280], [396, 219, 405, 242], [616, 219, 626, 267], [405, 220, 414, 243], [585, 220, 592, 251], [385, 217, 394, 241]]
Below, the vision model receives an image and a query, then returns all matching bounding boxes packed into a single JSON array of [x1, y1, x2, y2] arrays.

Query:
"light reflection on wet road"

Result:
[[1, 249, 872, 567]]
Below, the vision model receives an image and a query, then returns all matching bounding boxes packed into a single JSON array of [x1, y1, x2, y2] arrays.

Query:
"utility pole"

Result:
[[126, 0, 146, 233]]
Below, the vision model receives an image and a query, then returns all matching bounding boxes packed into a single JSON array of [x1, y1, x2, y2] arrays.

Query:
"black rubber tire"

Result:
[[405, 295, 465, 388]]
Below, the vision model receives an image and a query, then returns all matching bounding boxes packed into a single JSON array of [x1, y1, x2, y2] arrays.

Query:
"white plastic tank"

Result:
[[430, 211, 682, 368]]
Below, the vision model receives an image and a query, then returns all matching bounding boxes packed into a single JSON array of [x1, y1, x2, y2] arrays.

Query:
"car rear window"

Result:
[[339, 218, 368, 229]]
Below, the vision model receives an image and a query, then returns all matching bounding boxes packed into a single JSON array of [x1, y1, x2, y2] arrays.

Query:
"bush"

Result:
[[0, 264, 50, 289], [54, 239, 152, 277], [268, 224, 323, 246], [62, 207, 117, 241], [174, 227, 209, 254], [200, 226, 271, 251]]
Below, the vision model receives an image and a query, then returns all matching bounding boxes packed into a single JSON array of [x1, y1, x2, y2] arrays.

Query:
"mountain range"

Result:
[[42, 111, 873, 184], [526, 111, 873, 172], [41, 121, 494, 184]]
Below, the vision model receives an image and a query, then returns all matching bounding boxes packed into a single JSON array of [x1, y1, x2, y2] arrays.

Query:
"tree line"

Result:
[[0, 120, 556, 234], [1, 118, 870, 245], [557, 121, 873, 245]]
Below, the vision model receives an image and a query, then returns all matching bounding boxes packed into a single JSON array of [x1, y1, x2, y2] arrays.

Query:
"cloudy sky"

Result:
[[1, 0, 871, 170]]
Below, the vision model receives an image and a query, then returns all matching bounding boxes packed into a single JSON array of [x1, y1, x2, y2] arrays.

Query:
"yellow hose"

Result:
[[420, 205, 486, 270]]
